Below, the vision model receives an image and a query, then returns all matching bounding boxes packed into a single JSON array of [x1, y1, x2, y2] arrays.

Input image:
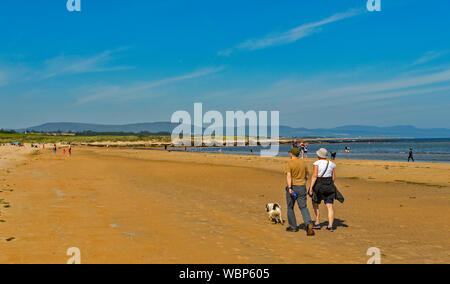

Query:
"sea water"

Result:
[[187, 138, 450, 163]]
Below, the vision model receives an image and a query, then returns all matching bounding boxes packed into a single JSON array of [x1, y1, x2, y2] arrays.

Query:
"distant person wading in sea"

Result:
[[284, 148, 315, 236], [309, 148, 344, 232]]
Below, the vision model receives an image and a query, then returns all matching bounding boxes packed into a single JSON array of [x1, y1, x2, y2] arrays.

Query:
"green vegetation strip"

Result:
[[0, 133, 171, 144]]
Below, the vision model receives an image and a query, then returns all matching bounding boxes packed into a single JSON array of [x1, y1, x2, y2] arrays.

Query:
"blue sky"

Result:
[[0, 0, 449, 129]]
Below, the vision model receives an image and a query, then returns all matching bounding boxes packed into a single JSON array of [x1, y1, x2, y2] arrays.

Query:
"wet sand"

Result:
[[0, 146, 449, 264]]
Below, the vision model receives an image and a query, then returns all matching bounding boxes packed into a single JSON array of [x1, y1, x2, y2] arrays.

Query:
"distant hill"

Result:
[[21, 122, 179, 134], [19, 122, 450, 138]]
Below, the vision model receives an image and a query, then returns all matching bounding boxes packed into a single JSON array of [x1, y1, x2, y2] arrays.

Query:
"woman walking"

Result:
[[300, 142, 305, 159], [309, 148, 344, 232], [303, 144, 309, 159]]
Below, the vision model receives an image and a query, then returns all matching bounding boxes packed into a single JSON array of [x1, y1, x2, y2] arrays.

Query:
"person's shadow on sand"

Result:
[[298, 219, 349, 231]]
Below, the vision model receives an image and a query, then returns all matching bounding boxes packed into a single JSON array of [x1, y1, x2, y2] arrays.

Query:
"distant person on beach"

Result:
[[309, 148, 344, 232], [300, 142, 305, 158], [284, 148, 315, 236], [68, 145, 72, 156], [292, 139, 298, 149], [330, 152, 337, 160], [303, 144, 309, 159], [408, 148, 414, 162], [53, 144, 57, 154]]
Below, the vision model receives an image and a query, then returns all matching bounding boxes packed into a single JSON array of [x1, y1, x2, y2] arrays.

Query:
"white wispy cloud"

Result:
[[306, 85, 450, 110], [220, 65, 450, 125], [76, 66, 225, 104], [219, 9, 360, 55], [311, 68, 450, 100], [411, 51, 447, 67], [204, 63, 450, 115], [39, 48, 132, 79], [249, 67, 450, 103], [0, 49, 133, 88], [217, 48, 233, 57]]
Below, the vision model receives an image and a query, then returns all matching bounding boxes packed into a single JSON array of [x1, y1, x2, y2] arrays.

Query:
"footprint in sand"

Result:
[[123, 232, 142, 240], [52, 189, 66, 200]]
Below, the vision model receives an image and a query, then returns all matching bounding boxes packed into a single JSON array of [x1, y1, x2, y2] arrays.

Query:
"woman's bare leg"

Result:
[[326, 203, 334, 228], [313, 203, 320, 224]]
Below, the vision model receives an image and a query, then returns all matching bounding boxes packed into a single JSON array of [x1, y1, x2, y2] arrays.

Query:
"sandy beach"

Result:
[[0, 145, 448, 264]]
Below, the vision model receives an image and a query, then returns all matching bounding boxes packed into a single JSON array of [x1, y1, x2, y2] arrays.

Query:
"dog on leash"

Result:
[[266, 203, 284, 224]]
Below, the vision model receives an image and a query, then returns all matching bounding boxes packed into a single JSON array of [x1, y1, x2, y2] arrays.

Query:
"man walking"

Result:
[[285, 148, 315, 236], [408, 148, 415, 162]]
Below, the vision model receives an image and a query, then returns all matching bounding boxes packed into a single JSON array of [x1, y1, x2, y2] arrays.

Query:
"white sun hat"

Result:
[[316, 148, 328, 159]]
